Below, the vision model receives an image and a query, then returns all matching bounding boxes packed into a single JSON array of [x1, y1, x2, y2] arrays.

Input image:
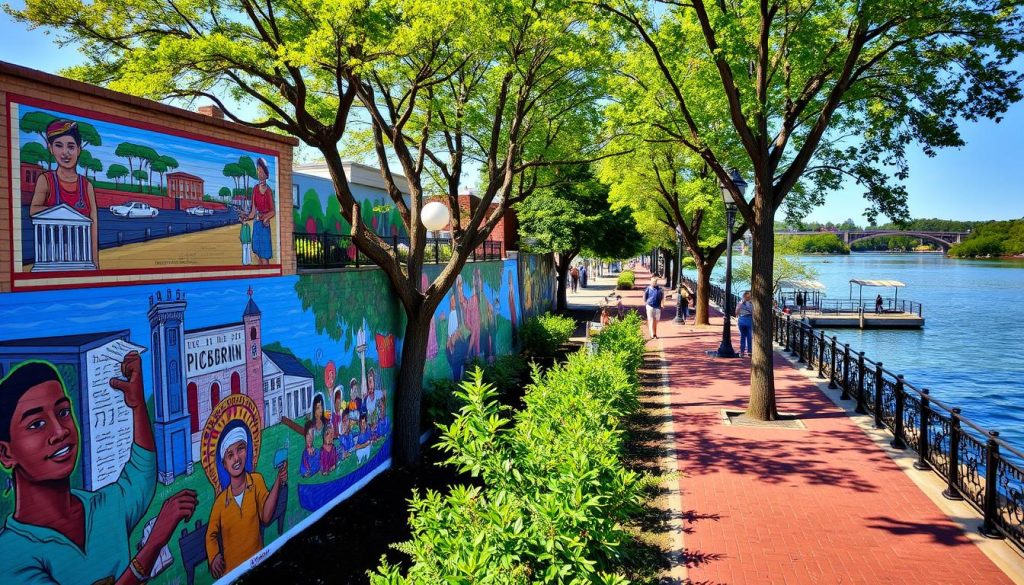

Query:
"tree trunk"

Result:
[[746, 196, 779, 421], [391, 310, 432, 466], [554, 251, 576, 312], [694, 263, 712, 325]]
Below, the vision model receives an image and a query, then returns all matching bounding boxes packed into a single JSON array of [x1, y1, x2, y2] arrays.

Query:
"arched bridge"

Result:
[[773, 230, 970, 251]]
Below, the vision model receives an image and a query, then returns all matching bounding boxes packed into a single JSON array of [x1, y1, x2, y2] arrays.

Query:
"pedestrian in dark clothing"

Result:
[[580, 265, 588, 288], [569, 266, 580, 293]]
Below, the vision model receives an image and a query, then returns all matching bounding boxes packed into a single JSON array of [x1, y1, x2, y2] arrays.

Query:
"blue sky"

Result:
[[3, 9, 1023, 224]]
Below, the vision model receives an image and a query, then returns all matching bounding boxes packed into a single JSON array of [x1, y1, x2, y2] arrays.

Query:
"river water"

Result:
[[796, 253, 1024, 450], [695, 252, 1024, 450]]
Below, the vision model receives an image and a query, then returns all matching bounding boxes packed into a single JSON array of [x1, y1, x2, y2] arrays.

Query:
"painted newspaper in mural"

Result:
[[0, 260, 520, 584], [7, 98, 281, 290]]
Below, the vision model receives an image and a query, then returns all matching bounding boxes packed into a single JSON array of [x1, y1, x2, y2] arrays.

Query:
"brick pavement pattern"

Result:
[[617, 265, 1013, 585]]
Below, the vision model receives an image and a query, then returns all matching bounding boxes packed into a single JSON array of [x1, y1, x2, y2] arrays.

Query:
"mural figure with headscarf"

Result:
[[201, 394, 287, 579]]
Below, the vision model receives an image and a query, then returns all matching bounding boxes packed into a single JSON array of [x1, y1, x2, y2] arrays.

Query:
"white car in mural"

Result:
[[186, 206, 215, 216], [110, 201, 159, 218]]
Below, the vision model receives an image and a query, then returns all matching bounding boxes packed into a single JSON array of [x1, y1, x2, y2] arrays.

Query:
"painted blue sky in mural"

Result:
[[0, 277, 369, 400], [16, 103, 279, 199]]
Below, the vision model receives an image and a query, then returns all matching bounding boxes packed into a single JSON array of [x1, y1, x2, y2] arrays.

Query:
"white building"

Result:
[[30, 203, 95, 271], [263, 349, 315, 421], [261, 353, 285, 426]]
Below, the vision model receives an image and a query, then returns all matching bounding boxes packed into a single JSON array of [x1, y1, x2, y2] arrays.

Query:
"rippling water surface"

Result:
[[706, 253, 1024, 451]]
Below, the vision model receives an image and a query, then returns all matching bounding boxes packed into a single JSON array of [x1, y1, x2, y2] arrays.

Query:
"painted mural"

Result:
[[0, 259, 520, 584], [292, 172, 405, 239], [7, 97, 283, 290], [519, 252, 557, 320]]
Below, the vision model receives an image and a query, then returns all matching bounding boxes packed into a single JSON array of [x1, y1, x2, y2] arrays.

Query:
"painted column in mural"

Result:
[[148, 289, 193, 485], [242, 288, 266, 426]]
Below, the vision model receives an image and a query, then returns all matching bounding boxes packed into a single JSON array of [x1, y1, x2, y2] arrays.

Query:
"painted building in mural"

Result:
[[0, 62, 552, 585]]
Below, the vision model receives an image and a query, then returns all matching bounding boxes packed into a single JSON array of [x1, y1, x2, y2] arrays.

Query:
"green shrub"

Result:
[[374, 345, 652, 584], [591, 312, 646, 387], [615, 270, 635, 290], [469, 354, 529, 397], [520, 312, 576, 356]]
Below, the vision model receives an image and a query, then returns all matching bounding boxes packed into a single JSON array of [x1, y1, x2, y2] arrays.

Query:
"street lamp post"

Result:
[[674, 225, 685, 323], [715, 169, 747, 358]]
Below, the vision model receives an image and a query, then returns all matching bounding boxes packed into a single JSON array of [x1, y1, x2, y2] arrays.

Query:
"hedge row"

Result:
[[374, 312, 650, 584], [616, 270, 636, 290]]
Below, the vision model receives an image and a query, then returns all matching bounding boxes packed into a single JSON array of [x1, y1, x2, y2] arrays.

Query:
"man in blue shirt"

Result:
[[644, 277, 666, 339]]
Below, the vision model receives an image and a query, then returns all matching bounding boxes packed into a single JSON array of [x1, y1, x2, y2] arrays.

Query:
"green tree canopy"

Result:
[[106, 163, 129, 185], [518, 165, 643, 310], [598, 0, 1024, 420]]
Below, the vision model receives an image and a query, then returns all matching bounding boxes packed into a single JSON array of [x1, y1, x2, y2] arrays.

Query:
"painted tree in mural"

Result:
[[114, 142, 143, 188], [152, 155, 179, 192], [516, 165, 644, 311], [21, 142, 54, 170], [596, 0, 1024, 420], [106, 163, 129, 186], [10, 0, 614, 464], [237, 156, 258, 192], [77, 149, 103, 180], [222, 162, 245, 194]]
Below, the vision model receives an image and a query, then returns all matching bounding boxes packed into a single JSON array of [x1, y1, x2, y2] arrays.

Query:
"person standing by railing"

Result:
[[736, 291, 754, 357], [875, 294, 884, 314]]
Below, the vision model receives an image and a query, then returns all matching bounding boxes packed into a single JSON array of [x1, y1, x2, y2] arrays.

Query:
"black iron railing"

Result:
[[294, 232, 502, 270], [684, 275, 1024, 552]]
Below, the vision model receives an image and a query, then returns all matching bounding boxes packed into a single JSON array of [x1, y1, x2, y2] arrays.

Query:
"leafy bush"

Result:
[[616, 270, 635, 289], [591, 312, 646, 388], [520, 313, 576, 356], [468, 354, 529, 397], [374, 341, 651, 583]]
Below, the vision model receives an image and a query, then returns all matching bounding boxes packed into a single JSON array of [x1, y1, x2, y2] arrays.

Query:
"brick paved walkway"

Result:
[[595, 265, 1016, 585]]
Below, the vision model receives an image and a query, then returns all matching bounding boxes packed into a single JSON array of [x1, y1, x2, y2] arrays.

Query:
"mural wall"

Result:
[[518, 252, 557, 320], [7, 97, 283, 290], [292, 172, 405, 239], [0, 259, 519, 585]]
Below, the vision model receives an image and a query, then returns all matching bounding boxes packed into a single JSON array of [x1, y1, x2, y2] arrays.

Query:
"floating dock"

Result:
[[800, 311, 924, 329]]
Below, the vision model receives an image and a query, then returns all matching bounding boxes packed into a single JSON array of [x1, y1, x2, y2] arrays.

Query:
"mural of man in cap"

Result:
[[29, 118, 100, 269], [205, 419, 288, 578], [0, 354, 198, 584]]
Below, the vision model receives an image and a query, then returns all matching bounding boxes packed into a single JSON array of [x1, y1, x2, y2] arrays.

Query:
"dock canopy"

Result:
[[849, 279, 905, 288], [779, 279, 826, 291]]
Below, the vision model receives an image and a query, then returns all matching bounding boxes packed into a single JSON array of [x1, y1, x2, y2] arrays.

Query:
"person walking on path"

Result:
[[569, 266, 580, 293], [875, 293, 884, 314], [580, 265, 588, 288], [795, 291, 804, 311], [678, 286, 690, 323], [736, 290, 754, 356], [644, 277, 666, 339]]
